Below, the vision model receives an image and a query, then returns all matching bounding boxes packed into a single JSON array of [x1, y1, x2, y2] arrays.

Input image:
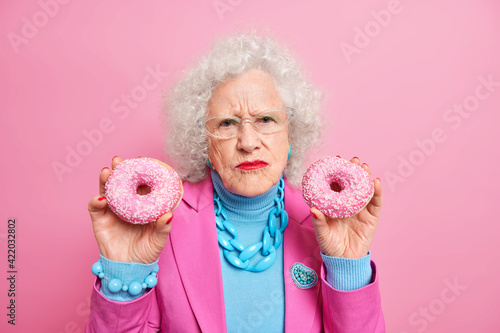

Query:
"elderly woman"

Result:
[[86, 33, 384, 332]]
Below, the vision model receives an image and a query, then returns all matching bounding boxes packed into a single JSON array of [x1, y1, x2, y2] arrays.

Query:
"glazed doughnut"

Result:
[[302, 156, 374, 218], [105, 158, 183, 224]]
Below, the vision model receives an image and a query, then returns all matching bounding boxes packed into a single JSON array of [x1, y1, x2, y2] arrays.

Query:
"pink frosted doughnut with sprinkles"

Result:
[[105, 158, 183, 224], [302, 156, 374, 218]]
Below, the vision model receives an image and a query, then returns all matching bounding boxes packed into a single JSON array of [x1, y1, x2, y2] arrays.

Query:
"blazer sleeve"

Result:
[[321, 260, 385, 332], [85, 277, 161, 332]]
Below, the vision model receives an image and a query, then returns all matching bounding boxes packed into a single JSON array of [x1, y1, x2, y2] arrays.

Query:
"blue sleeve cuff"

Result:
[[321, 251, 372, 291], [98, 254, 159, 301]]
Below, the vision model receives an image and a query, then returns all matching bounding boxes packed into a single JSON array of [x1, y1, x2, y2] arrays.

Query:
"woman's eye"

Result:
[[219, 119, 237, 127], [258, 116, 276, 124]]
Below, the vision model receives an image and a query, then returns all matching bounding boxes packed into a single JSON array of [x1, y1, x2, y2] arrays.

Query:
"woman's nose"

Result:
[[237, 122, 261, 152]]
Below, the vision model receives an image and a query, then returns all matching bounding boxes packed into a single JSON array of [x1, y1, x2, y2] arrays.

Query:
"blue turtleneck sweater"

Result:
[[98, 170, 372, 331], [211, 169, 286, 332]]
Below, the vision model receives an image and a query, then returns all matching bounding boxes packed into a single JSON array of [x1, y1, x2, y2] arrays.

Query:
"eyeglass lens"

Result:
[[206, 110, 289, 138]]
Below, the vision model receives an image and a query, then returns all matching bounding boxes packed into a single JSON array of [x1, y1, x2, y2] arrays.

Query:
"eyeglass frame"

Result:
[[198, 106, 295, 139]]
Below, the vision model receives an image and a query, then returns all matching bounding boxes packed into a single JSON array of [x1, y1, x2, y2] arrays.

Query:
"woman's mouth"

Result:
[[236, 160, 269, 170]]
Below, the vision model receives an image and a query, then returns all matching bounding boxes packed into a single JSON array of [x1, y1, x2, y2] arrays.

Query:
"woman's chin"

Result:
[[228, 174, 277, 197]]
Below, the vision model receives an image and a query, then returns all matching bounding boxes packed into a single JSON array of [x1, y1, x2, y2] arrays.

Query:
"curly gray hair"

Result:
[[163, 31, 323, 187]]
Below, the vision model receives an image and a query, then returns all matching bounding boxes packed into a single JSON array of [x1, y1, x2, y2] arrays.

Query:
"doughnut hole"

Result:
[[137, 184, 152, 195], [330, 182, 342, 192]]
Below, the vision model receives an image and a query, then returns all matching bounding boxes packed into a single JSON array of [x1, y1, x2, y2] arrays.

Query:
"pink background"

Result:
[[1, 1, 499, 332]]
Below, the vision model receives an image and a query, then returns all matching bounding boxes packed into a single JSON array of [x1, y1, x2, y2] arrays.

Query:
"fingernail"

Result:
[[98, 196, 106, 201], [376, 177, 380, 182], [354, 156, 359, 160], [362, 163, 368, 167], [101, 167, 108, 172], [166, 215, 174, 225], [137, 156, 142, 158], [311, 212, 317, 219], [112, 156, 118, 160], [336, 155, 341, 158]]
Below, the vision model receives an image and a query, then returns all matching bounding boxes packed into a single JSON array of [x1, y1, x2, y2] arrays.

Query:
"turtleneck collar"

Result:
[[211, 169, 279, 221]]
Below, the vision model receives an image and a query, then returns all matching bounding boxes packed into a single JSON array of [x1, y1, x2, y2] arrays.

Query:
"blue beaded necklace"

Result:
[[214, 176, 289, 272]]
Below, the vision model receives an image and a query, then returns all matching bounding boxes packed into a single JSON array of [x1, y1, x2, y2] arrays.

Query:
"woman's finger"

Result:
[[367, 178, 383, 217], [361, 163, 372, 179], [111, 156, 124, 169], [310, 207, 328, 231], [99, 167, 110, 196], [154, 212, 174, 239], [350, 156, 360, 166], [98, 156, 122, 196], [88, 195, 108, 219]]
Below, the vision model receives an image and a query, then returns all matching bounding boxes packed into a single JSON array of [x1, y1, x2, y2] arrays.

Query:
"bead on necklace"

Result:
[[214, 176, 288, 272]]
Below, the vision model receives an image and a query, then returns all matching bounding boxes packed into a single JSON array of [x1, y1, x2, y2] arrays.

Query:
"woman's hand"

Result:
[[87, 156, 173, 264], [310, 157, 383, 259]]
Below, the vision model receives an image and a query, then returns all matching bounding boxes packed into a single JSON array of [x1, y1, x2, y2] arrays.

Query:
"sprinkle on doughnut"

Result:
[[105, 158, 183, 224], [302, 156, 374, 218]]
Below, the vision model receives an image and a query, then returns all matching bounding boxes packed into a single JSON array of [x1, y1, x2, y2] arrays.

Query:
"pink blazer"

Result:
[[86, 176, 385, 332]]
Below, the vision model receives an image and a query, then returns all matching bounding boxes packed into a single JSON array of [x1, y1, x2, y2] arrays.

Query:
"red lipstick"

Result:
[[236, 160, 269, 170]]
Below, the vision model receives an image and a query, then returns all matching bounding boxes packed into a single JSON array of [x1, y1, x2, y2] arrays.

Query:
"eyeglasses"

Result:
[[199, 107, 294, 139]]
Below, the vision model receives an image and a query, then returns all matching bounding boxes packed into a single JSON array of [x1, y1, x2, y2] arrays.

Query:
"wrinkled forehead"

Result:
[[207, 70, 284, 117]]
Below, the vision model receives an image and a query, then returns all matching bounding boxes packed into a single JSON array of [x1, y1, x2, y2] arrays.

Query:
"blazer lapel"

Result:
[[283, 181, 323, 332], [169, 178, 321, 332], [169, 177, 227, 332]]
